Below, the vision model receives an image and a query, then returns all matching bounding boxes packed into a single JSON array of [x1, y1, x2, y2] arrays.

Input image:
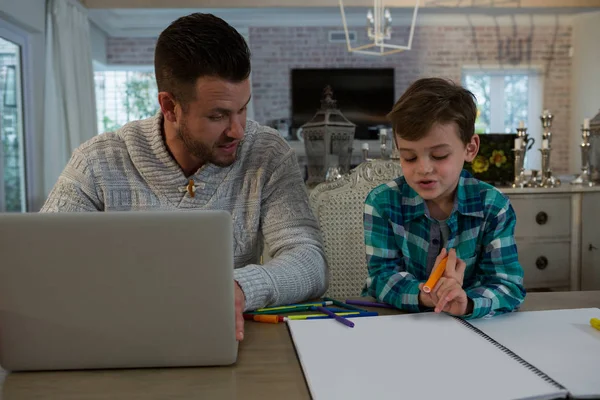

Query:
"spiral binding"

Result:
[[454, 317, 566, 391]]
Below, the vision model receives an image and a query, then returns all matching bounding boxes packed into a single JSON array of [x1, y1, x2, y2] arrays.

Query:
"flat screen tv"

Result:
[[291, 68, 395, 140]]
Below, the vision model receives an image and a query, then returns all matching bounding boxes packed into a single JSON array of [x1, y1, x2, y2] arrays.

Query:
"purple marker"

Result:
[[345, 299, 396, 309], [315, 306, 355, 328]]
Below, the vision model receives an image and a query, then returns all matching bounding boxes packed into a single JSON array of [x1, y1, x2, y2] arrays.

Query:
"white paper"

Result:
[[288, 313, 566, 400], [470, 308, 600, 399]]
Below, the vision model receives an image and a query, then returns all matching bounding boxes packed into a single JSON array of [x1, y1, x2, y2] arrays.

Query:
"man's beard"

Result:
[[176, 123, 237, 168]]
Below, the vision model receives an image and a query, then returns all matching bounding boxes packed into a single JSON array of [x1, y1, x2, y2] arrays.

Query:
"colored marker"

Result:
[[345, 299, 396, 309], [255, 301, 333, 313], [315, 306, 354, 328], [250, 306, 350, 316], [287, 311, 378, 321], [423, 256, 449, 293], [323, 296, 365, 312], [245, 311, 378, 323], [591, 318, 600, 331], [286, 300, 334, 308], [309, 307, 350, 313], [288, 311, 363, 319], [243, 314, 284, 324], [252, 306, 313, 315]]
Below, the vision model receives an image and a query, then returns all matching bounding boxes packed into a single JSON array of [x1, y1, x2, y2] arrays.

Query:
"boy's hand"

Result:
[[431, 277, 473, 316], [418, 249, 448, 308], [442, 248, 466, 287], [418, 248, 467, 310], [418, 283, 436, 308]]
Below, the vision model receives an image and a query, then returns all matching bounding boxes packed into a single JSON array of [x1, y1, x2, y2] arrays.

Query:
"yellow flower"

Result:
[[472, 155, 489, 173], [489, 150, 507, 168]]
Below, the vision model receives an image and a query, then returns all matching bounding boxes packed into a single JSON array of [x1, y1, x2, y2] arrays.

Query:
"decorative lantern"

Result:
[[591, 109, 600, 134], [589, 110, 600, 182], [300, 86, 356, 187]]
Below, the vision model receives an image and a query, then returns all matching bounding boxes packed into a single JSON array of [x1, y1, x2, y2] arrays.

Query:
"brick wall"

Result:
[[106, 23, 572, 172], [249, 24, 572, 173], [106, 37, 156, 65]]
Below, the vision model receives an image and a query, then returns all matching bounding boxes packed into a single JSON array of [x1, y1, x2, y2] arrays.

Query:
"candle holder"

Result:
[[571, 124, 595, 186], [512, 147, 526, 188], [516, 126, 535, 156], [379, 128, 390, 160], [515, 125, 535, 186], [526, 169, 541, 188], [538, 110, 561, 187], [539, 148, 561, 188], [540, 110, 554, 147]]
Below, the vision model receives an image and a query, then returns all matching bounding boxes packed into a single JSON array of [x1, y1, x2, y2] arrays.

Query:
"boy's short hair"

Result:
[[387, 78, 477, 145]]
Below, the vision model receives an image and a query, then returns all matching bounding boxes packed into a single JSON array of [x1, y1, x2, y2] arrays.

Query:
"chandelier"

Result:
[[338, 0, 420, 56]]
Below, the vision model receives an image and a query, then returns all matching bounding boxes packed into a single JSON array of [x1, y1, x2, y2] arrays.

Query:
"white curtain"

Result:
[[43, 0, 97, 196]]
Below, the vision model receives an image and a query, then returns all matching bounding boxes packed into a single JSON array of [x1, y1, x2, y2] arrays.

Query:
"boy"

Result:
[[362, 77, 525, 319]]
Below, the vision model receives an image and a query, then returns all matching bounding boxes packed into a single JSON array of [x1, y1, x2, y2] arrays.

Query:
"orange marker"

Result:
[[423, 256, 448, 293], [243, 314, 284, 324]]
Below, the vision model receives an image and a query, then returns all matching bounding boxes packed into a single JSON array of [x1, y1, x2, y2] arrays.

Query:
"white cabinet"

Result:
[[504, 187, 600, 291], [581, 192, 600, 290], [509, 196, 571, 239], [508, 193, 575, 291]]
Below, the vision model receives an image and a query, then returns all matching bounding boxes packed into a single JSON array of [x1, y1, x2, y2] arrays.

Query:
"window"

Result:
[[94, 68, 159, 134], [463, 68, 543, 169], [93, 62, 257, 135], [0, 36, 26, 212]]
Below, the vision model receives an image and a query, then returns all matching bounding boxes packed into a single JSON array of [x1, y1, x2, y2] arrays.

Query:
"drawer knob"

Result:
[[590, 243, 598, 251], [536, 256, 548, 270], [535, 212, 548, 225]]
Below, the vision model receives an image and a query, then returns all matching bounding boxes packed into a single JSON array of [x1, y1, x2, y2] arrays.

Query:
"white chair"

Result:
[[309, 159, 403, 299]]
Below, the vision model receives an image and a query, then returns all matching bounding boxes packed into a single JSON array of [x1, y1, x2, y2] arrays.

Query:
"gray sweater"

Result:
[[41, 113, 328, 311]]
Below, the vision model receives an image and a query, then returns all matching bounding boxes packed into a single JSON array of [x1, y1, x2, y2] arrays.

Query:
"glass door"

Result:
[[0, 36, 26, 212]]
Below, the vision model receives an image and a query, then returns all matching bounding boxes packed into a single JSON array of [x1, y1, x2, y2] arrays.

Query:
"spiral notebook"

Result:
[[287, 308, 600, 400]]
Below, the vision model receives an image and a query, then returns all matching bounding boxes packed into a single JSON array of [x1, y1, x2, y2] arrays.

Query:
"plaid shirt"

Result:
[[363, 170, 525, 319]]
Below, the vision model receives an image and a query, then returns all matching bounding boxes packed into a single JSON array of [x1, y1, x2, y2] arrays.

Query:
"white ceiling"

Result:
[[88, 7, 594, 37]]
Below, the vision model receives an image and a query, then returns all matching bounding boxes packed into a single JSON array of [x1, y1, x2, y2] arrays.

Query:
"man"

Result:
[[41, 13, 328, 341]]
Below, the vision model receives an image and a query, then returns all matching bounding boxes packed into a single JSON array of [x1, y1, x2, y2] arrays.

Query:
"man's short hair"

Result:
[[154, 13, 251, 105]]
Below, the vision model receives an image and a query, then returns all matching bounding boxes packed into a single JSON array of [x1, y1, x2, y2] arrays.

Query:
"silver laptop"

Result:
[[0, 210, 238, 371]]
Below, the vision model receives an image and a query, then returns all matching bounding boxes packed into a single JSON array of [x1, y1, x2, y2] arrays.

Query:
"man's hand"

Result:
[[234, 281, 246, 341]]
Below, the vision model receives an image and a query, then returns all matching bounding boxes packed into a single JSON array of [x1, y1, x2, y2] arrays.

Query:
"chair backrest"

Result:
[[309, 159, 403, 299]]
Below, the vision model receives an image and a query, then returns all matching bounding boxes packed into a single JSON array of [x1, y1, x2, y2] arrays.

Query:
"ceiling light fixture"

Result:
[[339, 0, 420, 56]]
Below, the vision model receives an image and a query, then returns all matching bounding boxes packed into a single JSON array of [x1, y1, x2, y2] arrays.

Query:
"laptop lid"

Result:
[[0, 210, 238, 371]]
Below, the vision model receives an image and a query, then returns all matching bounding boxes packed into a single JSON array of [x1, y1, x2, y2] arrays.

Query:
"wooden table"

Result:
[[1, 291, 599, 399]]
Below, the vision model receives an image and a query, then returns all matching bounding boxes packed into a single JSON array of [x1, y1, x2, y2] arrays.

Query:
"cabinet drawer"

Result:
[[509, 197, 571, 239], [517, 241, 570, 288]]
